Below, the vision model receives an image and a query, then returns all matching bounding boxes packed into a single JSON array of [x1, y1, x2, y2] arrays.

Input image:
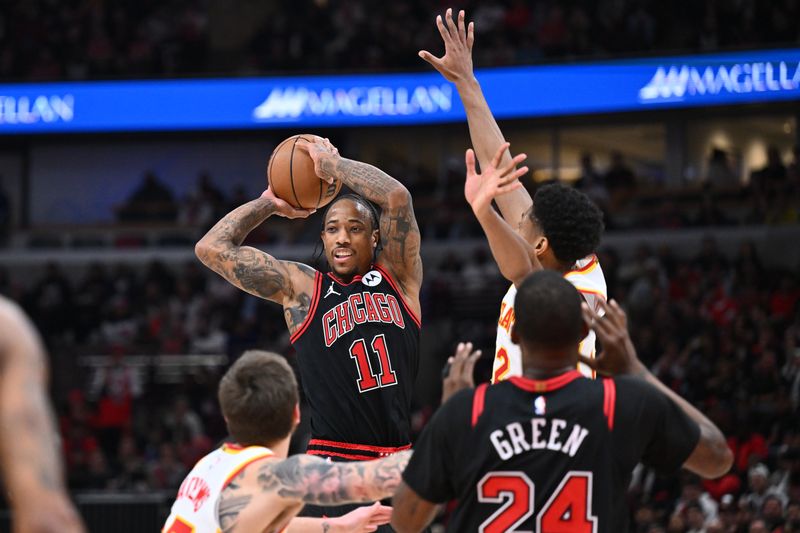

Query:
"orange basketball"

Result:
[[267, 134, 342, 209]]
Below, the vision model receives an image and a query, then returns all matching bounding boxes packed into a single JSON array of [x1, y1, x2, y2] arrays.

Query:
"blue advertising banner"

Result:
[[1, 48, 799, 134]]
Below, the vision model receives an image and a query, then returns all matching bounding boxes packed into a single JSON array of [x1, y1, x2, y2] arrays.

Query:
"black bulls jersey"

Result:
[[291, 264, 420, 458], [403, 371, 700, 532]]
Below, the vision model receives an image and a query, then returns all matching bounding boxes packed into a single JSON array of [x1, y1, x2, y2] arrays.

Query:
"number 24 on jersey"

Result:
[[478, 471, 598, 533]]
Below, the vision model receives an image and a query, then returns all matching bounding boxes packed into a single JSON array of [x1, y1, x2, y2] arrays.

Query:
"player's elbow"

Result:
[[688, 425, 734, 479], [386, 188, 412, 209], [706, 438, 734, 479], [194, 238, 221, 266]]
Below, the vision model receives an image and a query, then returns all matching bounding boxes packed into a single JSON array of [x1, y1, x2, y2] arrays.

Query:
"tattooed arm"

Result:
[[218, 451, 411, 533], [0, 297, 85, 533], [195, 188, 317, 334], [302, 140, 422, 315]]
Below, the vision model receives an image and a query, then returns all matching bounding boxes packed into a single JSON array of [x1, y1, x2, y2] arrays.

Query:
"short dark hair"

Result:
[[514, 270, 583, 348], [218, 351, 298, 446], [325, 193, 381, 233], [531, 183, 604, 265]]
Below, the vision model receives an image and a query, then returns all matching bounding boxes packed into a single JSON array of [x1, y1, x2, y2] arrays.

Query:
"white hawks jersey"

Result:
[[162, 443, 273, 533], [492, 254, 607, 383]]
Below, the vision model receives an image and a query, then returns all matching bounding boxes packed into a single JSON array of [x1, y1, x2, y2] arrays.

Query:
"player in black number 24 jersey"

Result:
[[196, 137, 422, 528], [392, 271, 733, 533]]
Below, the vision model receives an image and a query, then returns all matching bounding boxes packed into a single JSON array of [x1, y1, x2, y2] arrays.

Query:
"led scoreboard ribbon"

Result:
[[1, 48, 798, 134]]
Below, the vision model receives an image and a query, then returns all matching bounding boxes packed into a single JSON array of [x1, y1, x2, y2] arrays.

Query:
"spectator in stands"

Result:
[[164, 396, 205, 444], [745, 464, 786, 510], [604, 150, 637, 207], [574, 152, 610, 210], [751, 146, 788, 198], [178, 172, 227, 230], [762, 494, 787, 531], [117, 171, 178, 222], [29, 261, 74, 339], [148, 442, 186, 490], [88, 350, 142, 457], [189, 315, 228, 354], [706, 147, 739, 189]]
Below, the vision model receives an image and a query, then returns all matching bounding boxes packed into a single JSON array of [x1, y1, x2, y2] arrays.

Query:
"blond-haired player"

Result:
[[421, 9, 606, 381], [162, 351, 409, 533]]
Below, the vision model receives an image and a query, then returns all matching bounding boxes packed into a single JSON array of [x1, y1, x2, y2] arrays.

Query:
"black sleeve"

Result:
[[614, 376, 701, 474], [402, 389, 473, 503]]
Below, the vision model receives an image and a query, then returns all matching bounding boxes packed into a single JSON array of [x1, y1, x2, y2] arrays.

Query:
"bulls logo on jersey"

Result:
[[362, 270, 382, 287]]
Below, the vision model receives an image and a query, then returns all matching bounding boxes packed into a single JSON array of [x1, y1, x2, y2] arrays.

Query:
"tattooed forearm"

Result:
[[256, 451, 411, 506], [200, 197, 279, 251], [318, 157, 404, 208], [195, 200, 316, 321]]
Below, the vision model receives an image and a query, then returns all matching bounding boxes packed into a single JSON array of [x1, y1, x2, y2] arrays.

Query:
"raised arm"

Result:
[[0, 297, 85, 533], [194, 188, 317, 334], [465, 144, 541, 286], [581, 300, 734, 479], [218, 451, 410, 533], [420, 8, 533, 230], [302, 140, 422, 311]]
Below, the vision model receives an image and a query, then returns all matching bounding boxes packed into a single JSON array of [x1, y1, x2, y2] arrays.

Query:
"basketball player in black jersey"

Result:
[[392, 271, 733, 532], [195, 137, 421, 527]]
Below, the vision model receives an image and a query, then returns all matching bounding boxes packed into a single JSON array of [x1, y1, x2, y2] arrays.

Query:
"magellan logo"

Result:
[[253, 85, 452, 120], [639, 61, 800, 102]]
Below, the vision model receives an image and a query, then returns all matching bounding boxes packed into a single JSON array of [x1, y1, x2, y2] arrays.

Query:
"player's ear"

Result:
[[293, 404, 301, 426], [510, 324, 520, 345], [534, 236, 548, 256], [371, 229, 380, 249]]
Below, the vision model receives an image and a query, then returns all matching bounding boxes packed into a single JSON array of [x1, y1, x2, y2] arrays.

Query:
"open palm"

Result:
[[465, 142, 528, 216], [419, 9, 475, 83]]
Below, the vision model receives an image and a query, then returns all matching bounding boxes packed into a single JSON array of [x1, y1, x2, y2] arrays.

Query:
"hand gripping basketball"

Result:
[[260, 187, 316, 219], [267, 134, 342, 209]]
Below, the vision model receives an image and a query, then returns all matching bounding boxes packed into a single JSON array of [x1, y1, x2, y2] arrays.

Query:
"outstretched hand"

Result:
[[442, 342, 482, 403], [329, 502, 393, 532], [419, 8, 475, 83], [260, 187, 316, 219], [295, 137, 339, 184], [465, 142, 528, 216], [579, 299, 646, 377]]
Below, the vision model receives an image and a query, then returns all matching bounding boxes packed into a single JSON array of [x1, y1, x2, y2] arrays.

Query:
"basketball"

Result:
[[267, 134, 342, 210]]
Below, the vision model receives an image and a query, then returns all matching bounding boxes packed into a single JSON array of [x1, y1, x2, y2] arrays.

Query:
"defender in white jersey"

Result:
[[460, 143, 606, 383], [163, 351, 409, 533], [494, 254, 607, 381], [420, 10, 605, 381]]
